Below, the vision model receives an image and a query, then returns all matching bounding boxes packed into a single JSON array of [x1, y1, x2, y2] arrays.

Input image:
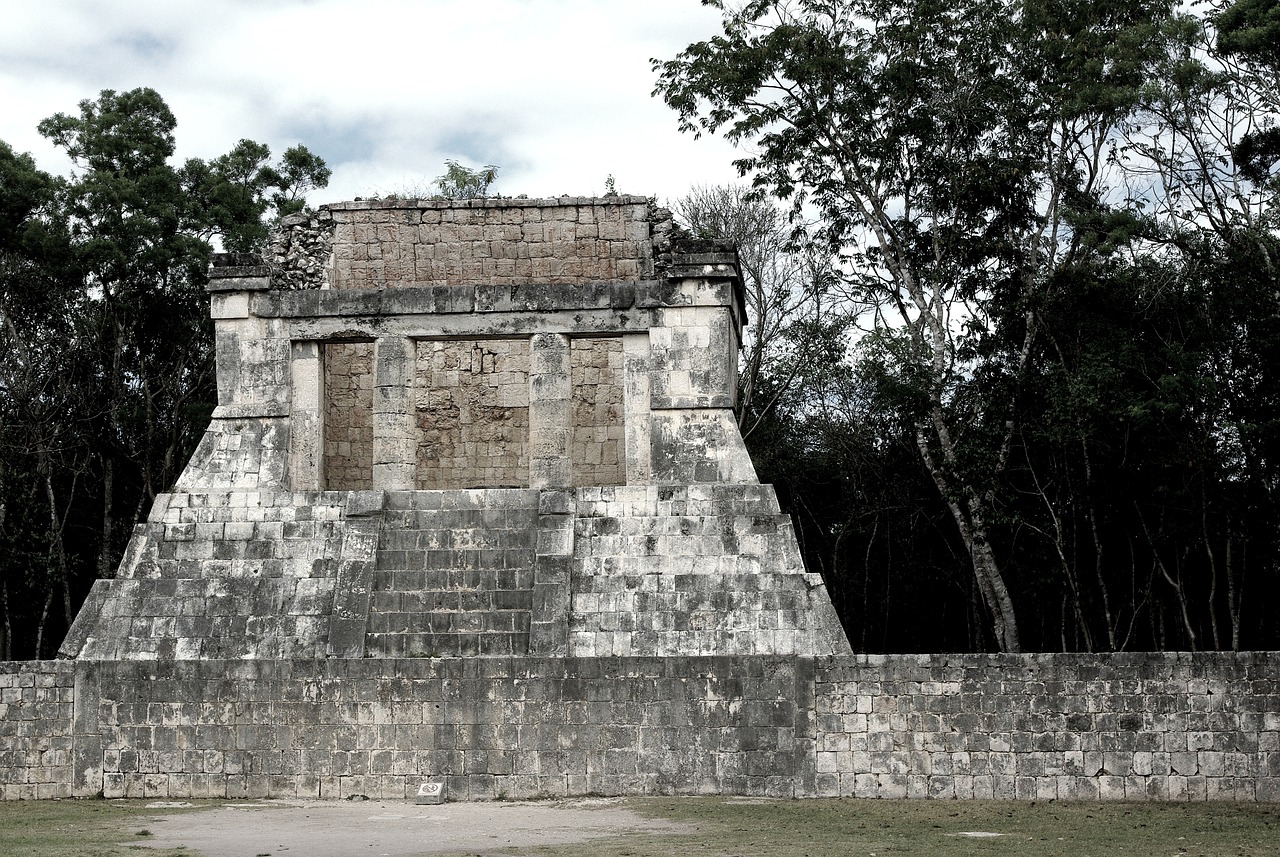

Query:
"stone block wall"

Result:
[[568, 485, 847, 657], [570, 337, 625, 486], [174, 418, 290, 492], [202, 198, 753, 493], [323, 342, 375, 490], [4, 654, 1279, 802], [61, 491, 355, 661], [812, 653, 1280, 802], [326, 198, 663, 290], [0, 662, 74, 799], [76, 657, 805, 801], [414, 340, 531, 489], [62, 484, 839, 663]]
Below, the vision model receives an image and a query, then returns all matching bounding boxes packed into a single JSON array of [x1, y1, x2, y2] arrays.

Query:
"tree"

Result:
[[1216, 0, 1280, 67], [0, 141, 80, 657], [433, 160, 499, 199], [669, 185, 847, 438], [657, 0, 1280, 653], [657, 0, 1186, 651], [0, 88, 329, 657]]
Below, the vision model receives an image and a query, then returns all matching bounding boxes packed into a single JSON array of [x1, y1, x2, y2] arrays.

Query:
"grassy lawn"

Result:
[[449, 797, 1280, 857], [0, 797, 1276, 857], [0, 799, 213, 857]]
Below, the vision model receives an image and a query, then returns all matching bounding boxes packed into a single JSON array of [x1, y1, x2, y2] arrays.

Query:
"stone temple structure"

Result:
[[12, 196, 1275, 805], [61, 195, 848, 664]]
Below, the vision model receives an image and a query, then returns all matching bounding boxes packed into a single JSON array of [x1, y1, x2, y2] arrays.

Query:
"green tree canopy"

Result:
[[657, 0, 1280, 652], [0, 87, 328, 657]]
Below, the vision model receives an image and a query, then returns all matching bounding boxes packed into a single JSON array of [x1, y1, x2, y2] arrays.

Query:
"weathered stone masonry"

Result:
[[3, 196, 1278, 802], [4, 654, 1279, 801]]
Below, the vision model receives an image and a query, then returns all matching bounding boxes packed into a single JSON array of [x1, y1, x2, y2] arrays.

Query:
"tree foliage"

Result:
[[658, 0, 1280, 651], [0, 88, 328, 657], [433, 159, 499, 199]]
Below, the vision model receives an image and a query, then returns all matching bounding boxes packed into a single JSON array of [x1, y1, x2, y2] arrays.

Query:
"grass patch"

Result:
[[0, 795, 1276, 857], [436, 797, 1280, 857], [0, 798, 217, 857]]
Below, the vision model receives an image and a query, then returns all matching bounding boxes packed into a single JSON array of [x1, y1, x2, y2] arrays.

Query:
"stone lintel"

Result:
[[206, 274, 270, 293], [326, 195, 654, 211], [250, 282, 658, 319], [650, 394, 736, 410], [247, 282, 739, 328], [211, 402, 290, 419]]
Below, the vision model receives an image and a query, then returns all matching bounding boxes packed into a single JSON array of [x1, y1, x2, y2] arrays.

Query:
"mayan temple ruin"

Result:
[[4, 196, 1278, 804], [60, 195, 848, 663]]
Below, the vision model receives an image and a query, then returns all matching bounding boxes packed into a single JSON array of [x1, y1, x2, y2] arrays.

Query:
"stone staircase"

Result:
[[363, 490, 539, 657], [62, 485, 845, 662]]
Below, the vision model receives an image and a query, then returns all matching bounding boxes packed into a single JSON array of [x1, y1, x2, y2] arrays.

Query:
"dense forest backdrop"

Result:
[[3, 0, 1279, 657], [0, 88, 329, 658]]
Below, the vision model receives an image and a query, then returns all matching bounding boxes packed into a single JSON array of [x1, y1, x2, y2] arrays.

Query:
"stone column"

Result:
[[529, 333, 571, 488], [529, 488, 574, 655], [372, 336, 415, 490], [622, 332, 651, 485], [289, 341, 325, 491]]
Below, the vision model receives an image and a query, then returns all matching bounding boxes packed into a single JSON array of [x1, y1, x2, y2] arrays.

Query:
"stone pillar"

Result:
[[70, 661, 102, 797], [647, 303, 757, 485], [622, 332, 651, 485], [529, 488, 574, 655], [372, 336, 415, 490], [529, 333, 571, 488], [289, 341, 325, 491]]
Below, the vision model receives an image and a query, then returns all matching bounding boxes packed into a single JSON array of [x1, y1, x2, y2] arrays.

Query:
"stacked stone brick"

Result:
[[0, 662, 75, 799], [22, 194, 1275, 804], [569, 337, 625, 486], [6, 654, 1280, 801], [323, 342, 374, 490], [63, 492, 352, 660], [569, 485, 845, 656], [813, 653, 1280, 802], [414, 340, 530, 489], [328, 198, 667, 289]]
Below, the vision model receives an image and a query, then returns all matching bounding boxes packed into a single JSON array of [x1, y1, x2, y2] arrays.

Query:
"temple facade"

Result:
[[61, 196, 849, 662]]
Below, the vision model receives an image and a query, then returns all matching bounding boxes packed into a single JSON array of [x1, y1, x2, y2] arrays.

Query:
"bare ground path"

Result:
[[4, 795, 1278, 857], [134, 797, 689, 857]]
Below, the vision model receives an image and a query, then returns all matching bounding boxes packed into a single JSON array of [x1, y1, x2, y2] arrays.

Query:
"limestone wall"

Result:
[[323, 341, 375, 490], [414, 339, 531, 489], [568, 485, 846, 657], [62, 492, 355, 661], [0, 662, 75, 799], [569, 337, 625, 486], [203, 197, 753, 493], [324, 198, 665, 289], [61, 485, 843, 663], [4, 654, 1279, 801], [812, 653, 1280, 801]]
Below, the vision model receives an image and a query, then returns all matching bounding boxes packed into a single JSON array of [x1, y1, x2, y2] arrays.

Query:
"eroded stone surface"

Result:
[[28, 196, 873, 803], [5, 654, 1280, 801]]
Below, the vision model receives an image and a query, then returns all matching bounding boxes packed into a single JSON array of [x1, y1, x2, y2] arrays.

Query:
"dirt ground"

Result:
[[133, 797, 689, 857]]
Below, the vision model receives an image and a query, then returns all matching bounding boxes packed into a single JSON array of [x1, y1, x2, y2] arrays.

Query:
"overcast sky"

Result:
[[1, 0, 746, 208]]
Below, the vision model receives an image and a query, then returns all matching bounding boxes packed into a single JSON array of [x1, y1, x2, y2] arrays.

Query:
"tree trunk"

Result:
[[33, 586, 52, 660], [1226, 536, 1240, 652], [0, 579, 9, 661], [916, 423, 1022, 653], [98, 458, 115, 579]]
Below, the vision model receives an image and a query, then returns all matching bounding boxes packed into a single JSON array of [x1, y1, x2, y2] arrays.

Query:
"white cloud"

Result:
[[0, 0, 747, 207]]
